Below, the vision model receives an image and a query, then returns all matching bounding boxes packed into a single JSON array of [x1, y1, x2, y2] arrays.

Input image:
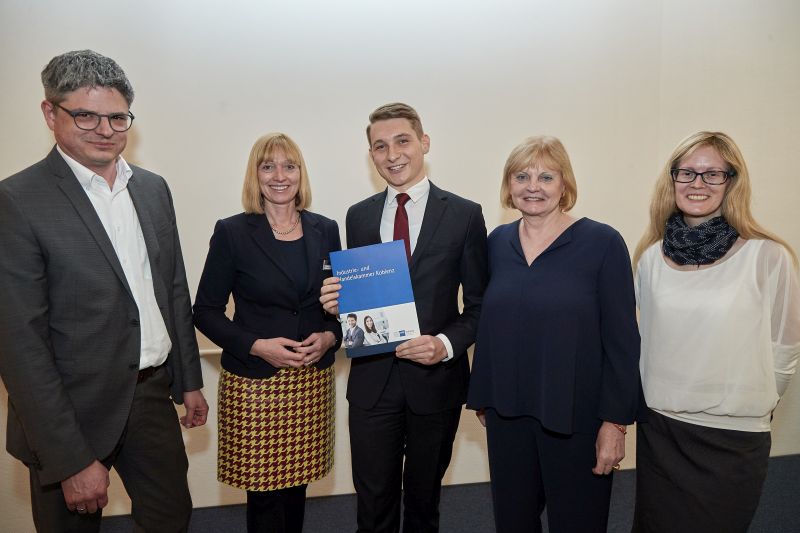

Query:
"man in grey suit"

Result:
[[344, 313, 366, 349], [0, 50, 208, 532]]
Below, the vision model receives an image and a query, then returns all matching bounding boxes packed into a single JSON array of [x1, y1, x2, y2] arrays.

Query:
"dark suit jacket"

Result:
[[466, 218, 642, 434], [344, 325, 365, 349], [193, 211, 342, 378], [0, 147, 203, 485], [345, 182, 488, 414]]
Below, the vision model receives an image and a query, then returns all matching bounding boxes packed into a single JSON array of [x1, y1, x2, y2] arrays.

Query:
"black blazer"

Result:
[[193, 210, 342, 378], [345, 182, 488, 414]]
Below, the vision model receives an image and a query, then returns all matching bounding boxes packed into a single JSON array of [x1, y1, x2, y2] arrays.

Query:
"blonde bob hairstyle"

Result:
[[633, 131, 797, 267], [241, 133, 312, 213], [500, 136, 577, 212]]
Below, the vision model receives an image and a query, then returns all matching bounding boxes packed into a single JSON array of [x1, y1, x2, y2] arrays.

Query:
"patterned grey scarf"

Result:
[[662, 213, 739, 266]]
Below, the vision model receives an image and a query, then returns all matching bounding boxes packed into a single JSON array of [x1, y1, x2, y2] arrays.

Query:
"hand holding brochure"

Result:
[[330, 240, 420, 358]]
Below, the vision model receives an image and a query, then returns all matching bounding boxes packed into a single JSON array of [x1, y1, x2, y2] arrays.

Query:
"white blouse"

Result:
[[636, 239, 800, 431]]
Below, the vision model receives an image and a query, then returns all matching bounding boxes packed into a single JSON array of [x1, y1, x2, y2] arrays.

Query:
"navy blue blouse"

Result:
[[276, 237, 309, 300], [466, 218, 641, 435]]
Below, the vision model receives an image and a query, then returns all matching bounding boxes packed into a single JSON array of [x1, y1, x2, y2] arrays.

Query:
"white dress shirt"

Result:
[[380, 177, 454, 361], [58, 146, 172, 370]]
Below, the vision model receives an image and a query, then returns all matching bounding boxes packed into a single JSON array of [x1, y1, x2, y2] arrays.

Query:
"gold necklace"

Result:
[[265, 212, 300, 235]]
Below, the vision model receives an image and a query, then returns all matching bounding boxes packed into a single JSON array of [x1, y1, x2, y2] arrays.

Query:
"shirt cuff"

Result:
[[437, 333, 454, 362], [774, 342, 799, 396]]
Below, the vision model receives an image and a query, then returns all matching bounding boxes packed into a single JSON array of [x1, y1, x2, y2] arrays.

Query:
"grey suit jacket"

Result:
[[0, 147, 203, 485]]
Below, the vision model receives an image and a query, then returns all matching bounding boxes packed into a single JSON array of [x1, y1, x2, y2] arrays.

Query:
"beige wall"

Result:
[[1, 0, 799, 530]]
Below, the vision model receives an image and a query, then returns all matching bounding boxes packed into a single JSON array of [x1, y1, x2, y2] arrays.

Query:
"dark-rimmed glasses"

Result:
[[54, 102, 135, 132], [670, 168, 732, 185]]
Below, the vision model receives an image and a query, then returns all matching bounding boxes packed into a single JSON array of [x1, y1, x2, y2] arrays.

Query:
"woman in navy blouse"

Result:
[[467, 136, 641, 533]]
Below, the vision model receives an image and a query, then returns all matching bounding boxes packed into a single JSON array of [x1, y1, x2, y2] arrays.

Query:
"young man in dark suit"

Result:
[[0, 50, 207, 532], [344, 313, 366, 349], [321, 103, 488, 532]]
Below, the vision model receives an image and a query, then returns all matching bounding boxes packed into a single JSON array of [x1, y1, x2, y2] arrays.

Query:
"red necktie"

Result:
[[393, 193, 411, 262]]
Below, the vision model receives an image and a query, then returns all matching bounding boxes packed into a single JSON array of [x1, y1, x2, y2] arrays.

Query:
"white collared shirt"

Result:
[[379, 177, 454, 361], [380, 177, 430, 254], [58, 146, 172, 370]]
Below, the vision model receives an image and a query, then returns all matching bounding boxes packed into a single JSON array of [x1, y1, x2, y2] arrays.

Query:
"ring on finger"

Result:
[[612, 464, 620, 471]]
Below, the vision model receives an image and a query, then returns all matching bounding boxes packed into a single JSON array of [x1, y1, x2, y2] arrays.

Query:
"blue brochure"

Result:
[[330, 240, 420, 358]]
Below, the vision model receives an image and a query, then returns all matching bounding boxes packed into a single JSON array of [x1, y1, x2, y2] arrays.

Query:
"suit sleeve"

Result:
[[164, 182, 203, 395], [438, 202, 489, 359], [193, 220, 261, 363], [0, 187, 96, 482], [597, 232, 642, 424], [322, 219, 343, 349]]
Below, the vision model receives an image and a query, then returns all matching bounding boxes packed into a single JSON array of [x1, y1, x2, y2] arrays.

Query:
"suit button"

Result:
[[129, 363, 138, 369], [131, 319, 140, 326], [292, 311, 299, 316]]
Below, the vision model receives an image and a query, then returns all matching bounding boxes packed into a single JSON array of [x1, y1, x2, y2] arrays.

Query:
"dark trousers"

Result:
[[246, 485, 307, 533], [28, 366, 192, 533], [348, 362, 461, 533], [484, 409, 613, 533], [632, 409, 771, 533]]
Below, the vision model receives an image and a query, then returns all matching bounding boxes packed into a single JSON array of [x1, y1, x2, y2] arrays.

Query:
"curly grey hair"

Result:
[[41, 50, 134, 105]]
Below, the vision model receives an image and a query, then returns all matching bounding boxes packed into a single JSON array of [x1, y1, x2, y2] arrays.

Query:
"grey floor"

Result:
[[101, 454, 800, 532]]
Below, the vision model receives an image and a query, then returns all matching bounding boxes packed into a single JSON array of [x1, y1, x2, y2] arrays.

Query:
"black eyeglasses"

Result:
[[54, 102, 135, 132], [670, 168, 732, 185]]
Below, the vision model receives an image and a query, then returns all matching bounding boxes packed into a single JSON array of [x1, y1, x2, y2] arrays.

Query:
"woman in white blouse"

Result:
[[363, 315, 387, 346], [631, 131, 799, 533]]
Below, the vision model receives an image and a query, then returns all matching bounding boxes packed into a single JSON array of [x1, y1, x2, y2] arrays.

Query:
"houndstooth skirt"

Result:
[[217, 366, 335, 491]]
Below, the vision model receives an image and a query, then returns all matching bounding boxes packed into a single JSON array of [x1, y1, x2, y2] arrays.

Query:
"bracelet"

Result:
[[611, 423, 627, 435]]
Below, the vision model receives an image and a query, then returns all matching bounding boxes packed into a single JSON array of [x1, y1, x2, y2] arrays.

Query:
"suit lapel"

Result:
[[301, 212, 323, 295], [363, 192, 385, 246], [128, 176, 166, 308], [411, 182, 448, 271], [48, 148, 135, 300]]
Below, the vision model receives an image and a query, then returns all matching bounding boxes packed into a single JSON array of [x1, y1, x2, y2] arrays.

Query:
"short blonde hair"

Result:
[[241, 133, 312, 213], [633, 131, 797, 267], [500, 136, 577, 212]]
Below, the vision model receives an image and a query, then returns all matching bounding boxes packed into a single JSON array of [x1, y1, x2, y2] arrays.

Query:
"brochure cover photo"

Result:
[[329, 240, 420, 358]]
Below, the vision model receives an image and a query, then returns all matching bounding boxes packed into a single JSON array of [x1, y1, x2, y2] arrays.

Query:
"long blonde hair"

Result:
[[633, 131, 797, 268]]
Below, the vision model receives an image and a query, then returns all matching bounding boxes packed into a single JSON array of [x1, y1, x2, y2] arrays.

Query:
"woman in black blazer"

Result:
[[193, 133, 342, 533], [467, 136, 641, 533]]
